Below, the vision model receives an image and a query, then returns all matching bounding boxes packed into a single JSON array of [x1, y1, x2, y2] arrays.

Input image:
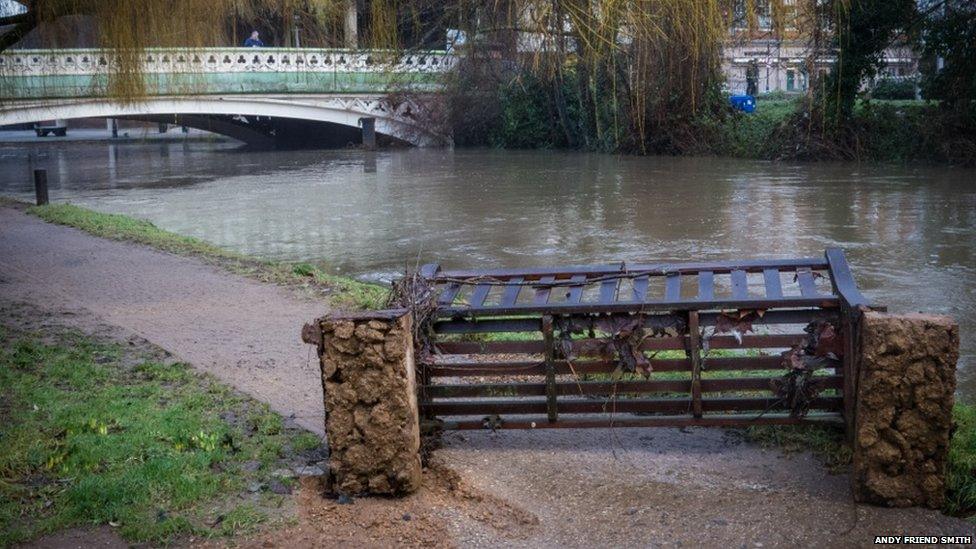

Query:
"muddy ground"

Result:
[[3, 206, 974, 547]]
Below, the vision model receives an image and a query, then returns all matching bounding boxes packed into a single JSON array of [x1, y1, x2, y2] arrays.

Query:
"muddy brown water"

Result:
[[2, 141, 974, 401]]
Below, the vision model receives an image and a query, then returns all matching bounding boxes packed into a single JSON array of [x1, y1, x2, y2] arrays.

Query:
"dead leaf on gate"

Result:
[[713, 309, 765, 344], [805, 320, 843, 358]]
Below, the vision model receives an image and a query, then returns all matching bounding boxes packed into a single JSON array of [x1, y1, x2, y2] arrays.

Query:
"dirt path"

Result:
[[2, 205, 973, 547], [0, 206, 328, 435]]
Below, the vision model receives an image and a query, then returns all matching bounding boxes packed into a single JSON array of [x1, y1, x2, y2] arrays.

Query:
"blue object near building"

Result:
[[729, 94, 756, 113]]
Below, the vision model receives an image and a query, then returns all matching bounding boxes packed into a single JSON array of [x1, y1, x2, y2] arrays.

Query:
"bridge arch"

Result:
[[0, 95, 449, 147]]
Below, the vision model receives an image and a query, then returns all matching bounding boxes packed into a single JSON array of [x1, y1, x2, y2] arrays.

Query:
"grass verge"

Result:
[[0, 324, 324, 546], [946, 403, 976, 519], [20, 202, 387, 310]]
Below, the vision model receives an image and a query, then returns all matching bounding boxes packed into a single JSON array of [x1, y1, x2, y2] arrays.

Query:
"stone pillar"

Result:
[[852, 312, 958, 508], [359, 117, 376, 150], [302, 309, 422, 495]]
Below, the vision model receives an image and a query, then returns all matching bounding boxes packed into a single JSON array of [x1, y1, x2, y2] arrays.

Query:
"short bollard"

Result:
[[33, 169, 48, 206]]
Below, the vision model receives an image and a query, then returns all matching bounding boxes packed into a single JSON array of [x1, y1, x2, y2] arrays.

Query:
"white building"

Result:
[[722, 40, 919, 95], [720, 0, 920, 95]]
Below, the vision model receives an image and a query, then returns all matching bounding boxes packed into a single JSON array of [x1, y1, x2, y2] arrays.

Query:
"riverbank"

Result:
[[14, 201, 386, 311], [30, 202, 976, 521], [713, 98, 976, 165], [476, 84, 975, 165], [8, 201, 976, 520], [0, 202, 336, 435]]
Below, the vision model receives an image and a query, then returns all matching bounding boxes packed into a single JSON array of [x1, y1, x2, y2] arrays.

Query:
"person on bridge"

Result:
[[243, 31, 264, 47]]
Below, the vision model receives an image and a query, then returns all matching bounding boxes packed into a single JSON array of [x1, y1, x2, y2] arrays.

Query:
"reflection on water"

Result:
[[2, 141, 975, 400]]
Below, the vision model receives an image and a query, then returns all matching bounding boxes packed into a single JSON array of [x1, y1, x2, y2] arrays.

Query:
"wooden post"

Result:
[[33, 169, 48, 206], [842, 308, 859, 444], [542, 315, 558, 423], [688, 311, 703, 418]]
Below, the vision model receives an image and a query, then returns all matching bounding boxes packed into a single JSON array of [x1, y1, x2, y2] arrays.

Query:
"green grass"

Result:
[[946, 403, 976, 519], [714, 98, 800, 159], [0, 330, 322, 546], [290, 262, 388, 311], [712, 98, 975, 165], [25, 203, 387, 310], [27, 203, 229, 257]]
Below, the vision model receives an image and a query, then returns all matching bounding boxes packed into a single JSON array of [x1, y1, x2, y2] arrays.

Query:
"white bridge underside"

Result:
[[0, 95, 448, 147]]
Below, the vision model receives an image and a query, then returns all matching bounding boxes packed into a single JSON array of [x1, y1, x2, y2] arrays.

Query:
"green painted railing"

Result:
[[0, 48, 456, 100]]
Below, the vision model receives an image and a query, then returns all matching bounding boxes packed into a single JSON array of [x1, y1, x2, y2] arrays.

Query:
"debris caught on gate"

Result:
[[773, 358, 824, 418], [806, 320, 843, 358], [388, 269, 439, 361], [712, 309, 765, 344], [773, 320, 843, 418], [406, 250, 870, 430], [555, 315, 685, 377]]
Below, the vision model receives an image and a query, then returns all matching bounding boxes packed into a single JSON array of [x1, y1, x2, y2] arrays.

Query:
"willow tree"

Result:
[[824, 0, 916, 123], [445, 0, 728, 153], [0, 0, 413, 96]]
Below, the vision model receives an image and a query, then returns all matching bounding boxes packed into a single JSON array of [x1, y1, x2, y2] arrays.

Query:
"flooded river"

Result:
[[2, 141, 974, 400]]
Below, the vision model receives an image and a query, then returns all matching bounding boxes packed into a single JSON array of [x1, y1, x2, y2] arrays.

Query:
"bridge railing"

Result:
[[0, 48, 458, 100], [0, 47, 458, 76]]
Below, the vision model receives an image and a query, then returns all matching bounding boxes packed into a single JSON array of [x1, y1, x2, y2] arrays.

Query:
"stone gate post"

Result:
[[852, 312, 958, 508], [302, 309, 423, 495]]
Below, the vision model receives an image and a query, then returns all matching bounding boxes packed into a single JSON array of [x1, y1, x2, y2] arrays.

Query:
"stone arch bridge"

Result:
[[0, 48, 457, 147]]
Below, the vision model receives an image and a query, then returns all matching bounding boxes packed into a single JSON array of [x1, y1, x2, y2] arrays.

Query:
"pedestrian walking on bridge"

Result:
[[244, 30, 264, 47]]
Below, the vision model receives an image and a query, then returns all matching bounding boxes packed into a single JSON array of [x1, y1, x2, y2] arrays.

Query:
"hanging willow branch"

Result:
[[0, 0, 400, 99]]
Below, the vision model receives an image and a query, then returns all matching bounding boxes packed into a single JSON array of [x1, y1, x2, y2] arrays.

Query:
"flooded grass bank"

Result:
[[13, 200, 387, 311]]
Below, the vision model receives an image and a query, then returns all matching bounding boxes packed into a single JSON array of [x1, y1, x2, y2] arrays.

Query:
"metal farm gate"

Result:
[[410, 248, 874, 433]]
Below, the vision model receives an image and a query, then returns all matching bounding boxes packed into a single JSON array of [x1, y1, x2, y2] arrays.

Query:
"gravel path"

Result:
[[438, 429, 975, 547], [2, 205, 973, 547]]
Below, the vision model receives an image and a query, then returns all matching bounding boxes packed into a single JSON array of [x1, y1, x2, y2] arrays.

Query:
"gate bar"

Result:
[[542, 315, 557, 423], [689, 311, 703, 418]]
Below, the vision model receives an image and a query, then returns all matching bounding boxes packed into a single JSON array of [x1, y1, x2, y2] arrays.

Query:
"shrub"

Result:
[[490, 76, 561, 149], [870, 78, 918, 100]]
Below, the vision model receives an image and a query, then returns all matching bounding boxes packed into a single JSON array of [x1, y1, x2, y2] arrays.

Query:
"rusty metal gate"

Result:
[[412, 248, 874, 433]]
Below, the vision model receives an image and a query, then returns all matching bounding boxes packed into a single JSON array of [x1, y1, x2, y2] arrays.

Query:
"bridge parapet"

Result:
[[0, 48, 457, 99], [0, 48, 457, 76]]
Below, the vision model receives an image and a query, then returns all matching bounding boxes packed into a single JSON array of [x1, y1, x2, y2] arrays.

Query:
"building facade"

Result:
[[722, 39, 919, 95]]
